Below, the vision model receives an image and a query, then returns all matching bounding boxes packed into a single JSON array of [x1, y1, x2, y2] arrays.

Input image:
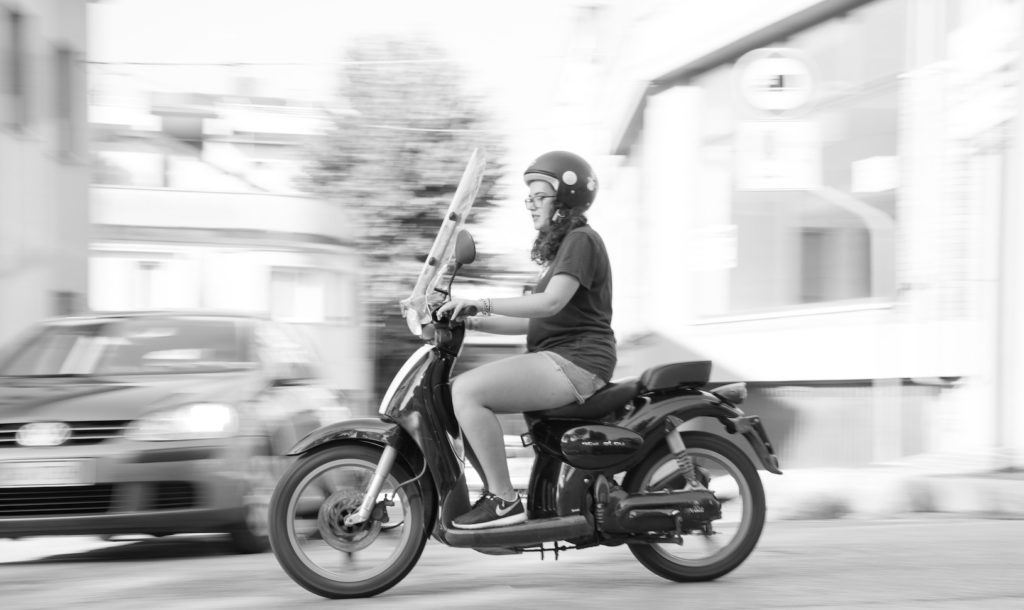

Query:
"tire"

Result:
[[227, 440, 281, 554], [268, 443, 428, 599], [623, 432, 766, 582]]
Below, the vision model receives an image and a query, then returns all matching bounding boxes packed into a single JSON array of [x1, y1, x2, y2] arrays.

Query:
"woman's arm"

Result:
[[468, 316, 529, 335], [490, 274, 579, 317], [438, 274, 580, 320]]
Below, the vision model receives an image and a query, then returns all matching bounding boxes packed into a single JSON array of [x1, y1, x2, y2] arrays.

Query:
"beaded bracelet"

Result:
[[481, 297, 493, 316]]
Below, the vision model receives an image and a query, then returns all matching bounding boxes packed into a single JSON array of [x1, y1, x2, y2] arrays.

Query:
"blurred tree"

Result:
[[298, 35, 510, 402]]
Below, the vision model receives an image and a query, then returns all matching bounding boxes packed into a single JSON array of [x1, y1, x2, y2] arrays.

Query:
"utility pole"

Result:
[[995, 5, 1024, 469]]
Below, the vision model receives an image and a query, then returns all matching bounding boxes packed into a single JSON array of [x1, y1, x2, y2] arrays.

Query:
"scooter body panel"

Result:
[[617, 392, 782, 474]]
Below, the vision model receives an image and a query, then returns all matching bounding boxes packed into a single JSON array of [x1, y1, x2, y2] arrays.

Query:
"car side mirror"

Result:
[[454, 229, 476, 268]]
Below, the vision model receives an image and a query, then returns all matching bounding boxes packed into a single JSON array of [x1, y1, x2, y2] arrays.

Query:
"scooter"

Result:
[[267, 224, 783, 599]]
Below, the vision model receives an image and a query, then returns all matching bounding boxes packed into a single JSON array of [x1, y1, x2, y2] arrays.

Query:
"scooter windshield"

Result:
[[400, 148, 487, 335]]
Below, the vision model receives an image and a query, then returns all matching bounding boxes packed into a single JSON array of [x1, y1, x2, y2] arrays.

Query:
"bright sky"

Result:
[[89, 0, 593, 142], [88, 0, 603, 260]]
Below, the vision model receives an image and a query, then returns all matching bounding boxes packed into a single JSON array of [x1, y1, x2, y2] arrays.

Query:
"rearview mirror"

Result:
[[454, 229, 476, 267]]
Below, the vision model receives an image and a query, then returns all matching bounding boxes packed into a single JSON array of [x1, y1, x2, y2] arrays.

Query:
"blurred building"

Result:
[[593, 0, 1024, 469], [89, 84, 371, 400], [0, 0, 89, 346]]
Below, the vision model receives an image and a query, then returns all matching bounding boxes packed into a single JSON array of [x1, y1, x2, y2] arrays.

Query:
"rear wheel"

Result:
[[268, 444, 428, 598], [623, 432, 766, 582]]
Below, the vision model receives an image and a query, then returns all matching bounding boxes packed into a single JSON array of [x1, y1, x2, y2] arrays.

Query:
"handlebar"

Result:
[[430, 304, 478, 325], [424, 304, 478, 354]]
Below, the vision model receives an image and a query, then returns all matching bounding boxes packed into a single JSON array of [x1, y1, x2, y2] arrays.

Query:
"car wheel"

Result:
[[228, 446, 285, 554]]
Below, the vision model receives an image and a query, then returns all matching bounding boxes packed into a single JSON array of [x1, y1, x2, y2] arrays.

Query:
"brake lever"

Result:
[[432, 305, 478, 327], [426, 285, 452, 324], [429, 295, 478, 326], [430, 304, 446, 324]]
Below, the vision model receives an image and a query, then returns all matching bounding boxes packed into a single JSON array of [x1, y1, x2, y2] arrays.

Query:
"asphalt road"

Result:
[[1, 516, 1022, 609]]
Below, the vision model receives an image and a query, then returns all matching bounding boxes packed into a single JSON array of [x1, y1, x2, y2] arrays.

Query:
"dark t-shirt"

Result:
[[526, 225, 616, 381]]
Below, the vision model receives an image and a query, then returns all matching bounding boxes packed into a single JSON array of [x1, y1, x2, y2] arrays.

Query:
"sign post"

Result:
[[733, 48, 819, 191]]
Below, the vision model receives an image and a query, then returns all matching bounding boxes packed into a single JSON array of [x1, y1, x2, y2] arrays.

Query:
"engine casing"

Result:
[[599, 487, 722, 534]]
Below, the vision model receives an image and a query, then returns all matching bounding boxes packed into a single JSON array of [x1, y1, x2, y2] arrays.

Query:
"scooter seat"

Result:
[[530, 378, 641, 420], [639, 360, 711, 391], [528, 361, 713, 420]]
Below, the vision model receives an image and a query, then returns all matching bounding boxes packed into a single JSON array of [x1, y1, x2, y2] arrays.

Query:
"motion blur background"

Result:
[[2, 0, 1023, 471]]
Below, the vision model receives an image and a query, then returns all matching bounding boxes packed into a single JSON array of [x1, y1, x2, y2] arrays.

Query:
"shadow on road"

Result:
[[5, 534, 249, 565]]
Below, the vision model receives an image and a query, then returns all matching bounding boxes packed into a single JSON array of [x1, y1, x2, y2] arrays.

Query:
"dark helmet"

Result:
[[523, 151, 598, 210]]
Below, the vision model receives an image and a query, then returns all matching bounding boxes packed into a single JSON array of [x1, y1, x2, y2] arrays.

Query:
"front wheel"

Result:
[[623, 432, 766, 582], [268, 443, 428, 598]]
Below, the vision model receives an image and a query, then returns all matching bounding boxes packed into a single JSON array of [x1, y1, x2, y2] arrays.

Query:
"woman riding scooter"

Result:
[[438, 150, 616, 529], [268, 149, 780, 600]]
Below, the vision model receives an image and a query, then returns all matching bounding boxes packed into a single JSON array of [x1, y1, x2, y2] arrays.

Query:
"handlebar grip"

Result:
[[460, 305, 480, 318]]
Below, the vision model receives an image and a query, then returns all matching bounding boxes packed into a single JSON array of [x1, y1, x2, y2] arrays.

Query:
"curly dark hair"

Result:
[[531, 207, 588, 265]]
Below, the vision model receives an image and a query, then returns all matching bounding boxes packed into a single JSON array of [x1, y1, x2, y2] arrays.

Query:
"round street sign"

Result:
[[734, 48, 815, 114]]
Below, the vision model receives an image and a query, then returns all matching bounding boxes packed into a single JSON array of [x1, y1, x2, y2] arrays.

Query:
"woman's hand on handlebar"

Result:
[[436, 297, 483, 321]]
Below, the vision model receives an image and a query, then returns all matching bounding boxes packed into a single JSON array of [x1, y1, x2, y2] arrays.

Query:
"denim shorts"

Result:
[[538, 351, 606, 404]]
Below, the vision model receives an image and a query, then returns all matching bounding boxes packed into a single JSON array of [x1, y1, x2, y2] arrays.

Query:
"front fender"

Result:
[[620, 392, 782, 474], [287, 417, 401, 455], [286, 417, 440, 533]]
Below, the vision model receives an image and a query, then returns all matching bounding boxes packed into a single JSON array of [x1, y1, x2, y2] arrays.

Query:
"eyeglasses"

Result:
[[524, 194, 556, 208]]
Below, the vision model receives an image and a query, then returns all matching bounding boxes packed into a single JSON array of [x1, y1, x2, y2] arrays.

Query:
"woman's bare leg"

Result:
[[451, 353, 577, 501]]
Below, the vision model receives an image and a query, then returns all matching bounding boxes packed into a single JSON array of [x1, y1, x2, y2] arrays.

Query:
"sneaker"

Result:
[[452, 492, 526, 530]]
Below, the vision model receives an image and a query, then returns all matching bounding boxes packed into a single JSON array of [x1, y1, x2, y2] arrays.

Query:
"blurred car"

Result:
[[0, 311, 350, 553]]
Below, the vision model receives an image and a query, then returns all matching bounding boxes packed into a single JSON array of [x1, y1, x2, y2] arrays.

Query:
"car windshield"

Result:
[[0, 316, 255, 376]]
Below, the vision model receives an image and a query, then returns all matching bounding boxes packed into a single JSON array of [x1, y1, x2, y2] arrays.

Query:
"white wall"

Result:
[[90, 186, 354, 241], [0, 0, 89, 347], [598, 0, 825, 151], [598, 0, 1024, 467]]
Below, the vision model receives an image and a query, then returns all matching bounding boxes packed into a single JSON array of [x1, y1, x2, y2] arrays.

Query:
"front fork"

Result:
[[665, 415, 706, 490], [343, 445, 399, 526]]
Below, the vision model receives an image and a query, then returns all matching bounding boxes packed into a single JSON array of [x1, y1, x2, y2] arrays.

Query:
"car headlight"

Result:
[[126, 403, 239, 441]]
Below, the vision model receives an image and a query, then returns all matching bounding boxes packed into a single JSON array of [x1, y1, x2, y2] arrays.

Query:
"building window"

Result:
[[55, 45, 77, 157], [271, 269, 358, 325], [270, 267, 326, 323], [326, 271, 358, 325], [137, 261, 161, 309], [799, 227, 871, 303], [4, 9, 28, 130], [89, 253, 199, 311], [52, 291, 82, 316]]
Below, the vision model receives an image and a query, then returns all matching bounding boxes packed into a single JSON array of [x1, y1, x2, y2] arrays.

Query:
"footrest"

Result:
[[443, 514, 593, 548]]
